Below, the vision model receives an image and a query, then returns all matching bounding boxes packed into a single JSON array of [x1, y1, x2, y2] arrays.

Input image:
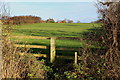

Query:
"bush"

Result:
[[63, 53, 106, 79], [64, 49, 120, 79], [2, 24, 52, 79]]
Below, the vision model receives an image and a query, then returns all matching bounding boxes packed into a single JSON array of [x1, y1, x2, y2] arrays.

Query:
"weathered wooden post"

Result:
[[74, 52, 78, 64], [50, 37, 56, 63]]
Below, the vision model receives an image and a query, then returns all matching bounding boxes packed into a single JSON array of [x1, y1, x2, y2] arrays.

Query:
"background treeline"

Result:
[[4, 16, 42, 24], [2, 15, 75, 25]]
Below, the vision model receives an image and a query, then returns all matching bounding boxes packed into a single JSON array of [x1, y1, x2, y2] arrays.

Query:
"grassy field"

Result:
[[12, 23, 99, 37], [12, 23, 99, 56]]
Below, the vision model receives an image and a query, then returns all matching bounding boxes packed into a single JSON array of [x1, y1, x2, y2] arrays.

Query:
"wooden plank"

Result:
[[12, 36, 50, 39], [57, 55, 74, 59], [14, 44, 48, 49], [19, 53, 47, 57], [33, 54, 47, 57], [14, 44, 78, 51], [56, 48, 77, 51], [19, 53, 73, 59], [50, 37, 56, 63]]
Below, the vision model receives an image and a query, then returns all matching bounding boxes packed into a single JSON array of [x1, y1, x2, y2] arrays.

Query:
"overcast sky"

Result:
[[4, 0, 97, 2]]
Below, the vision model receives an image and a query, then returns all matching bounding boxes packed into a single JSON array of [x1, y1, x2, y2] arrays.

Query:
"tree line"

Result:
[[1, 15, 76, 25]]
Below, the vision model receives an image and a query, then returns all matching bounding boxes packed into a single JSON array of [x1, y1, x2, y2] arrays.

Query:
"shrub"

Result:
[[63, 53, 106, 79], [2, 23, 52, 79]]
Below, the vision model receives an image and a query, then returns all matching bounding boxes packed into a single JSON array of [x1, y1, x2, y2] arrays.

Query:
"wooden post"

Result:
[[74, 52, 78, 64], [50, 37, 56, 63]]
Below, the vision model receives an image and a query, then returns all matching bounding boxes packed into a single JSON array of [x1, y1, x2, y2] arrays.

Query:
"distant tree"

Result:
[[76, 20, 80, 23], [67, 19, 73, 23], [40, 20, 46, 23], [59, 19, 67, 23], [91, 19, 103, 23], [46, 18, 55, 23], [8, 15, 41, 25]]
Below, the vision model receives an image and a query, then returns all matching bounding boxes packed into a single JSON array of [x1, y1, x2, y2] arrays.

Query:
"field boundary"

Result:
[[12, 35, 79, 63]]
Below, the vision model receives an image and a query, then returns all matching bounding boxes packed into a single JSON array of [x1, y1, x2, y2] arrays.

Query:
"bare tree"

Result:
[[97, 0, 120, 77]]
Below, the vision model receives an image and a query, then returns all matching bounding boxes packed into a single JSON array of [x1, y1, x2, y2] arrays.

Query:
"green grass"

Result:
[[12, 38, 83, 48], [11, 23, 100, 55], [12, 23, 99, 37]]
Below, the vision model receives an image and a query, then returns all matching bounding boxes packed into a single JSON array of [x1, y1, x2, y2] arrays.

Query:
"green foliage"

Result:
[[15, 54, 52, 78], [64, 71, 77, 80], [63, 51, 109, 79], [46, 58, 75, 80], [3, 48, 52, 79]]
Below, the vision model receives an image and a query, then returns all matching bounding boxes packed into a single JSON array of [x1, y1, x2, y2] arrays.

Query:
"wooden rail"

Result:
[[12, 36, 50, 39], [14, 44, 78, 51], [19, 53, 74, 60], [14, 44, 48, 49], [56, 47, 78, 51], [12, 35, 79, 63], [19, 53, 47, 57]]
